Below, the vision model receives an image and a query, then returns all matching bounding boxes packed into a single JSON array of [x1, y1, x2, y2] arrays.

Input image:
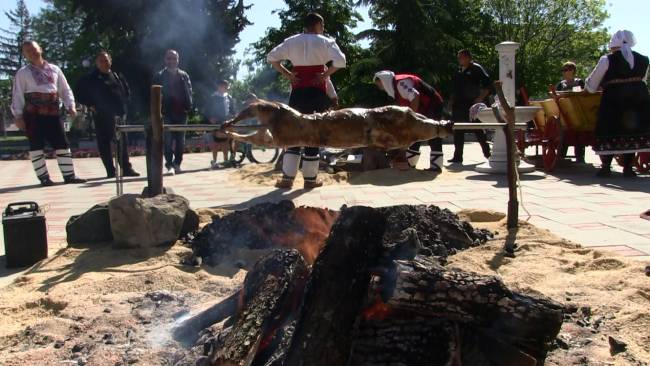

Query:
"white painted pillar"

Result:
[[476, 41, 536, 174]]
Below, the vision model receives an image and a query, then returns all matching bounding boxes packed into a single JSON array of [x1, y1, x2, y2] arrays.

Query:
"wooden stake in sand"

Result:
[[147, 85, 164, 197], [493, 81, 519, 230]]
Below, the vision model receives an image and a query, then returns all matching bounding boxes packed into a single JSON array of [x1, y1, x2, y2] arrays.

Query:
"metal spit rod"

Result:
[[112, 122, 528, 195]]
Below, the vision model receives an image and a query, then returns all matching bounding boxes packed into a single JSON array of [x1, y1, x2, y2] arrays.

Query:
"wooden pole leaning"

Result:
[[494, 81, 519, 230]]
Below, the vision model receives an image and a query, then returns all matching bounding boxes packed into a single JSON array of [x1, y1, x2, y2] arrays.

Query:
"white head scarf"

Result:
[[373, 70, 396, 98], [609, 30, 637, 69]]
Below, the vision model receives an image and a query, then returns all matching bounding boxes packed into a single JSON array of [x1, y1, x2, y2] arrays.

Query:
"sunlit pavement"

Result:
[[1, 142, 648, 282]]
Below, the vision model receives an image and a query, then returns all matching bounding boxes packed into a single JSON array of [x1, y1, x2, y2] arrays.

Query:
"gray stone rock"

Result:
[[66, 203, 113, 246], [108, 194, 190, 248]]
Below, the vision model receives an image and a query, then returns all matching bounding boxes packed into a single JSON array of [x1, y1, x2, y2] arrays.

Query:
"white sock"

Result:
[[406, 148, 420, 168], [301, 154, 320, 181], [430, 150, 443, 170], [55, 149, 75, 178], [282, 151, 300, 179], [29, 150, 49, 180]]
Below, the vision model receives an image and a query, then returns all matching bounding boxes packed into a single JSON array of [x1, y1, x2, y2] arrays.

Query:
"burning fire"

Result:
[[270, 207, 339, 264], [362, 296, 393, 321]]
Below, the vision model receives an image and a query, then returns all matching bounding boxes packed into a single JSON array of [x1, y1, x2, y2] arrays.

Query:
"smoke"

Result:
[[81, 0, 248, 118]]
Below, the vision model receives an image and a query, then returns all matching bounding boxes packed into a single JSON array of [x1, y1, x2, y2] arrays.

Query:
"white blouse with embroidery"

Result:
[[11, 62, 76, 117]]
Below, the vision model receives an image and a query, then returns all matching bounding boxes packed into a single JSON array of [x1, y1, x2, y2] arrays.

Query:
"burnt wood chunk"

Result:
[[209, 249, 309, 366], [172, 291, 239, 346], [284, 206, 387, 366], [350, 318, 456, 365], [381, 256, 564, 362]]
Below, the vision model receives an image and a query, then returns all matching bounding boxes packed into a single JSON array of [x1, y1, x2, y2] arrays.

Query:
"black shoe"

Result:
[[596, 167, 611, 178], [107, 172, 116, 179], [428, 166, 443, 174], [123, 169, 140, 177], [447, 157, 463, 163], [40, 177, 55, 187], [623, 168, 637, 178], [63, 175, 87, 184]]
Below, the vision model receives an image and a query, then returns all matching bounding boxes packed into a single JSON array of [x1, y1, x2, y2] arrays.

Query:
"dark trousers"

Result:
[[452, 130, 490, 159], [280, 87, 330, 180], [26, 114, 69, 150], [601, 153, 634, 169], [451, 103, 490, 160], [95, 112, 131, 175], [286, 146, 320, 156], [409, 138, 443, 154], [163, 114, 187, 167]]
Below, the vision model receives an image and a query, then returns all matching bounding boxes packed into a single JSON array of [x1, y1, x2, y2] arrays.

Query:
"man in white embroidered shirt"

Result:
[[11, 41, 86, 186], [267, 12, 346, 189]]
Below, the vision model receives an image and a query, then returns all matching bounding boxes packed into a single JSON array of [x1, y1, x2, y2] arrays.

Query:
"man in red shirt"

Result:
[[374, 70, 445, 172]]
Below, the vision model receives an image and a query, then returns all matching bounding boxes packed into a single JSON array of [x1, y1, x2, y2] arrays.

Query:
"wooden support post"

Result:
[[494, 81, 519, 230], [148, 85, 163, 197]]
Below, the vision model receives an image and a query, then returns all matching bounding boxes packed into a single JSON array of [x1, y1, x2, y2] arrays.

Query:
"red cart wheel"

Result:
[[636, 152, 650, 173], [516, 129, 526, 154], [542, 117, 562, 172]]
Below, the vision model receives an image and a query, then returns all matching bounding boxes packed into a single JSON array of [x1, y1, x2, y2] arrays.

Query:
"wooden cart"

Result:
[[521, 89, 649, 172]]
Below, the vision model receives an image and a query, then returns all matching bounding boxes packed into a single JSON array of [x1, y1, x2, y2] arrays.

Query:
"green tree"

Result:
[[249, 0, 363, 105], [335, 0, 489, 107], [0, 79, 12, 134], [230, 63, 291, 103], [70, 0, 251, 118], [475, 0, 609, 99], [31, 0, 89, 80], [0, 0, 32, 75]]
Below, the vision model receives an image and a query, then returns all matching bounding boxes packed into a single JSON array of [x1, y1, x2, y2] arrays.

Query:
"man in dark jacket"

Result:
[[152, 49, 193, 174], [449, 49, 492, 163], [76, 51, 139, 178]]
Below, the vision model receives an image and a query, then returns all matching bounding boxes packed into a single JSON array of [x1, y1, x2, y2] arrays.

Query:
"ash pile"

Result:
[[176, 203, 563, 366]]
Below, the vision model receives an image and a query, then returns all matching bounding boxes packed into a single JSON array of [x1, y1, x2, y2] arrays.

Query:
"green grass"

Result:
[[0, 135, 28, 143]]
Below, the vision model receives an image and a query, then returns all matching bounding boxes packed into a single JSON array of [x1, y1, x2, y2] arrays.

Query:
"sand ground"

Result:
[[0, 207, 648, 365]]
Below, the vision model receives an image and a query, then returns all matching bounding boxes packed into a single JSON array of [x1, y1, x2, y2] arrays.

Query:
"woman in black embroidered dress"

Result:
[[585, 30, 650, 178]]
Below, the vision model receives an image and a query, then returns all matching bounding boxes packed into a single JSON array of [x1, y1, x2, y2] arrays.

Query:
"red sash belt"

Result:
[[23, 92, 61, 138], [291, 65, 327, 92], [24, 92, 60, 117]]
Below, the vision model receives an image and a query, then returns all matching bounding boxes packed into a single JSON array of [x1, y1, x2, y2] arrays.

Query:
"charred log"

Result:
[[350, 318, 457, 366], [172, 291, 239, 346], [379, 256, 564, 362], [208, 249, 309, 366], [284, 206, 387, 366]]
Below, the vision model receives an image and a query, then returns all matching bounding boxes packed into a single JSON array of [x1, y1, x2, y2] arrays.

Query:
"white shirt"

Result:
[[325, 78, 337, 99], [585, 55, 648, 93], [395, 78, 419, 102], [11, 62, 75, 117], [216, 91, 230, 116], [267, 33, 346, 68]]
